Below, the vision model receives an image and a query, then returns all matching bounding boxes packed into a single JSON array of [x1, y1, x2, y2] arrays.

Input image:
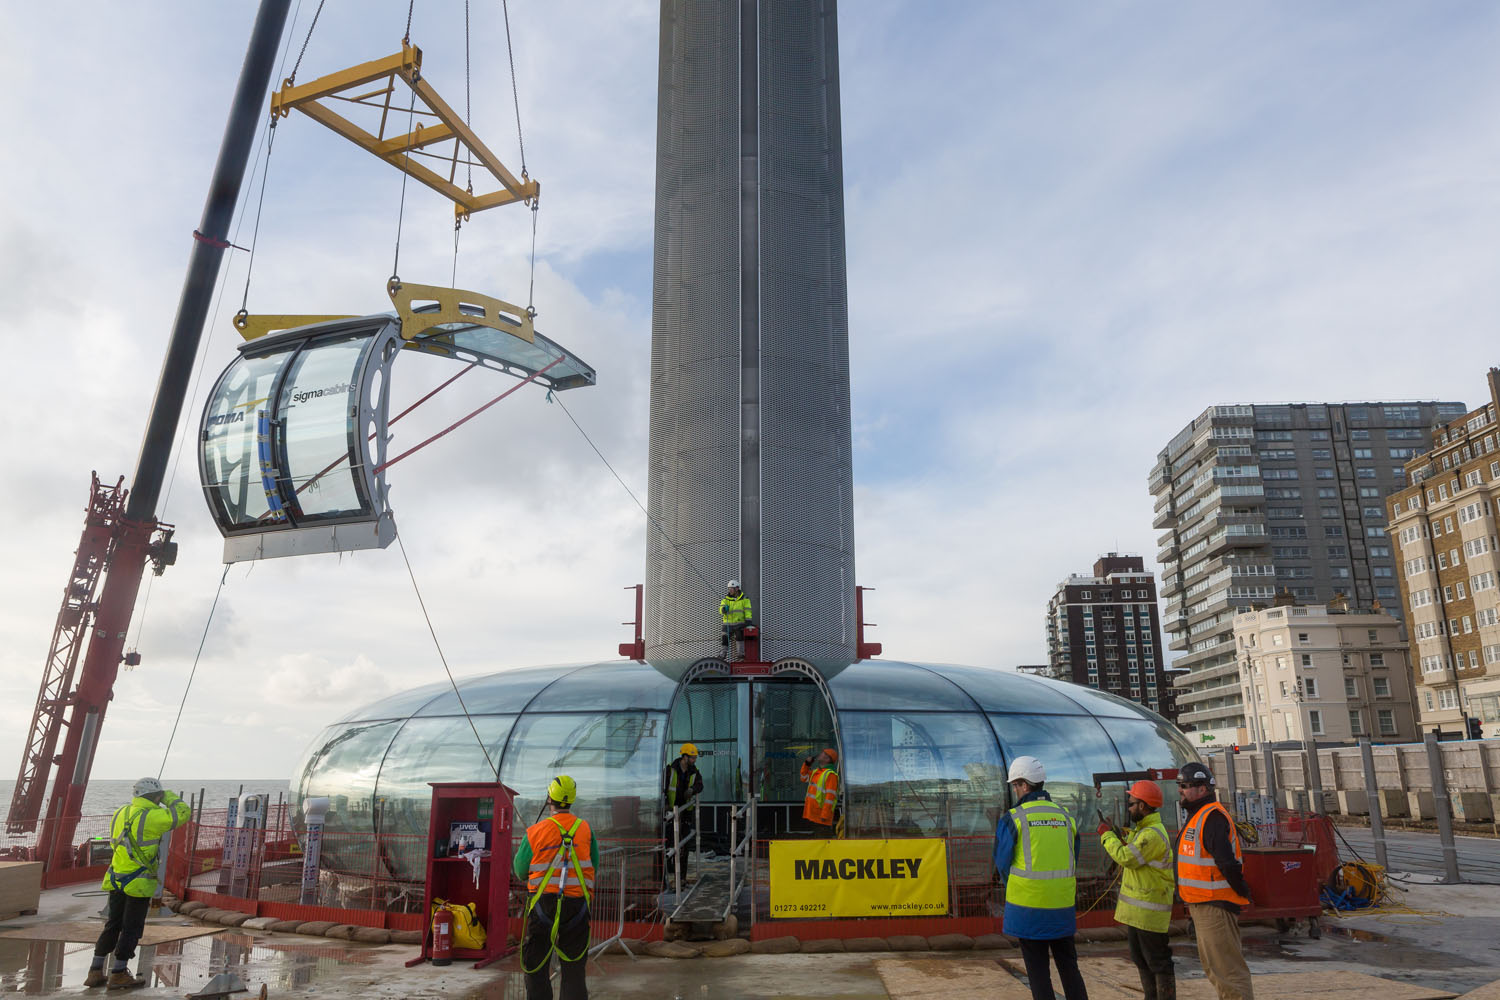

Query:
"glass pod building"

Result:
[[292, 658, 1198, 891]]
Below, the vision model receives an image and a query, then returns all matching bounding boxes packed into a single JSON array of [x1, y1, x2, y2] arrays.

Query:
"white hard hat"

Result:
[[133, 777, 164, 798], [1007, 756, 1046, 785], [727, 579, 740, 589]]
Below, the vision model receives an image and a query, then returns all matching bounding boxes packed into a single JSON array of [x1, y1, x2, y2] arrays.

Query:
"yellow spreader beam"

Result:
[[270, 43, 539, 219]]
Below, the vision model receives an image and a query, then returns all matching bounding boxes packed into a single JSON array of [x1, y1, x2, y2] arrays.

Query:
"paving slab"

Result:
[[0, 920, 223, 945]]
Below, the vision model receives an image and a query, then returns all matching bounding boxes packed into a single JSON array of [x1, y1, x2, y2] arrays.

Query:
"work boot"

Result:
[[1137, 967, 1158, 1000], [105, 971, 146, 990], [1155, 972, 1176, 1000], [83, 968, 108, 988]]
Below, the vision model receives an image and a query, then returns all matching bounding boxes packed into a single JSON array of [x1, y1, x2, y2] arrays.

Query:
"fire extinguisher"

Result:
[[431, 905, 453, 966]]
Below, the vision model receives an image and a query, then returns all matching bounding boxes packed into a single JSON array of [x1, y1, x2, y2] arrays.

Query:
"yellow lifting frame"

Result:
[[233, 281, 534, 345], [270, 43, 540, 219]]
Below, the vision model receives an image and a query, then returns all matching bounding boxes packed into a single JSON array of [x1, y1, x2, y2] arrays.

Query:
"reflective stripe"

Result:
[[1179, 876, 1232, 889], [1117, 891, 1173, 912], [1126, 842, 1145, 866], [1019, 868, 1075, 880]]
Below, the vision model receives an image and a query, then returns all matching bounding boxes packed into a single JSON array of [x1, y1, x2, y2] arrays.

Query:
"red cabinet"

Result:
[[1241, 845, 1322, 938], [406, 781, 518, 969]]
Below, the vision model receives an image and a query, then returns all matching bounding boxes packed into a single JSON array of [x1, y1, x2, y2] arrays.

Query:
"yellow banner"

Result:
[[769, 839, 949, 918]]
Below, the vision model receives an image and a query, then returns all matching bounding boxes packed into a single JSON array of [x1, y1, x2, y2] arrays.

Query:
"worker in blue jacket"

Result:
[[994, 755, 1089, 1000]]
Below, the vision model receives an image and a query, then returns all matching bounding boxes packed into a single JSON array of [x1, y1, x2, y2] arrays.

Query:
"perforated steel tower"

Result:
[[644, 0, 855, 673]]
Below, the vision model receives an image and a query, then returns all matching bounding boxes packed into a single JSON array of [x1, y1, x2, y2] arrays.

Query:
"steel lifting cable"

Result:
[[452, 0, 473, 289], [395, 532, 499, 780], [547, 393, 717, 593], [157, 567, 231, 779]]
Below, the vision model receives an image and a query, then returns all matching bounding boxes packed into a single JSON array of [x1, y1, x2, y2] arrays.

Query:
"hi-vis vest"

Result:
[[801, 764, 838, 826], [1004, 800, 1077, 910], [526, 813, 595, 899], [101, 793, 189, 898], [1100, 811, 1175, 932], [720, 595, 752, 624], [1176, 800, 1248, 906]]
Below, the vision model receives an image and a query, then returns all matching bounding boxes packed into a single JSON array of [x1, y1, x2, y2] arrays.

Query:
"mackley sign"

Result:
[[768, 838, 949, 918]]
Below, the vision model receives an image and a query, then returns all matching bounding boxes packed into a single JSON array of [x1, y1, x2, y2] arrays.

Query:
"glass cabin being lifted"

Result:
[[199, 286, 595, 563]]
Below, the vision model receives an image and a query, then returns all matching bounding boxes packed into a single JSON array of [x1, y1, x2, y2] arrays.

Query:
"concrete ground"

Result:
[[5, 882, 1500, 997]]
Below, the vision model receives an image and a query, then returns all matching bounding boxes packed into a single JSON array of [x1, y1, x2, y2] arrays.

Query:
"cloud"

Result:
[[3, 1, 1499, 783]]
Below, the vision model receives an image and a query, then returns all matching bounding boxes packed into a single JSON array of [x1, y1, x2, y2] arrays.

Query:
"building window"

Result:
[[1378, 709, 1396, 735], [1304, 676, 1319, 698], [1345, 677, 1358, 698], [1308, 710, 1324, 735], [1440, 689, 1459, 711], [1316, 468, 1335, 480], [1301, 654, 1312, 666], [1373, 677, 1391, 697], [1426, 691, 1435, 710], [1349, 710, 1364, 735], [1358, 468, 1377, 479], [1370, 653, 1384, 666]]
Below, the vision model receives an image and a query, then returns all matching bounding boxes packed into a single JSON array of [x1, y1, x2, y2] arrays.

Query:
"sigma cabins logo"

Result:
[[292, 381, 354, 404]]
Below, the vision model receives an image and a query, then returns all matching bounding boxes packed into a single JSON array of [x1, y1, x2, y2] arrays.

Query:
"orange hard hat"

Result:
[[823, 748, 838, 763], [1129, 780, 1163, 808]]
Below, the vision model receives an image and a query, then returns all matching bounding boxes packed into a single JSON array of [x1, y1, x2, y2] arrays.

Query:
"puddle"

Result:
[[0, 928, 388, 996]]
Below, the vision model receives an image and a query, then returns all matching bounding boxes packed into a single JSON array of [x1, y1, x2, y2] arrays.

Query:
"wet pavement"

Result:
[[5, 882, 1500, 997]]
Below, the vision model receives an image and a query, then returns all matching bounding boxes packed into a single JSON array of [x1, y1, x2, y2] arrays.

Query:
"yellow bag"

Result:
[[432, 899, 487, 950]]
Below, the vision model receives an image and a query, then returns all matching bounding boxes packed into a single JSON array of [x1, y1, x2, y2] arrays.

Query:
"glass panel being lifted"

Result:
[[200, 319, 399, 563], [200, 306, 596, 563]]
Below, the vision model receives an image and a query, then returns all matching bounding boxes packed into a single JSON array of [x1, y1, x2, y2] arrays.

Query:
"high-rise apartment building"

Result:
[[1233, 601, 1419, 744], [1389, 370, 1500, 738], [1046, 554, 1175, 721], [1152, 401, 1466, 742]]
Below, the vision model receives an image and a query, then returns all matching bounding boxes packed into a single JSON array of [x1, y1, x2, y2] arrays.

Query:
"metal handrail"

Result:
[[665, 799, 700, 897], [726, 796, 757, 918]]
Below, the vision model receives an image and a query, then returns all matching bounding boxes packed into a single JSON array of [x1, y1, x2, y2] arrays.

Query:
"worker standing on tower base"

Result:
[[1176, 761, 1254, 1000], [995, 756, 1088, 1000], [720, 580, 752, 660], [800, 748, 840, 833], [1099, 781, 1176, 1000], [86, 777, 189, 990], [515, 776, 595, 1000]]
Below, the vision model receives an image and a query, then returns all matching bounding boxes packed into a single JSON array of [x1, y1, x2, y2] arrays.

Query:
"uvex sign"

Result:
[[770, 839, 948, 918]]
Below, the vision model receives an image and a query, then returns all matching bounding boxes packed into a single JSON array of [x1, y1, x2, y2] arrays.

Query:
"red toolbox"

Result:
[[1240, 845, 1322, 938]]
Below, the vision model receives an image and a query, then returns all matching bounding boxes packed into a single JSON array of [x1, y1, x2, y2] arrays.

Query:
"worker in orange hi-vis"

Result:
[[800, 748, 840, 830]]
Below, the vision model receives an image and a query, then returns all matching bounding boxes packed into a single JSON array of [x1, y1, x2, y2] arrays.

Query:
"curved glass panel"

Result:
[[202, 346, 296, 528], [416, 325, 595, 391], [291, 720, 402, 870], [499, 711, 667, 839], [336, 680, 450, 723], [987, 713, 1123, 879], [276, 330, 372, 521], [1105, 717, 1200, 772], [415, 665, 573, 716], [827, 662, 974, 711], [373, 715, 516, 881], [1043, 681, 1164, 721], [838, 711, 1005, 837], [921, 663, 1096, 714], [525, 661, 678, 713]]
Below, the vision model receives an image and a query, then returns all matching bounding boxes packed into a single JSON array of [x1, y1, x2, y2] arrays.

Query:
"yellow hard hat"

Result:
[[547, 775, 578, 807], [680, 743, 698, 758]]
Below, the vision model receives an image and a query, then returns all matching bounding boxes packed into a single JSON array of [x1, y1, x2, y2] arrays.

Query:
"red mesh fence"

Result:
[[1271, 807, 1340, 885]]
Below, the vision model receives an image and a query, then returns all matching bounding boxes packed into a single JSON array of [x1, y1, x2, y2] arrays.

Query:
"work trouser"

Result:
[[1018, 935, 1090, 1000], [1188, 902, 1254, 1000], [523, 894, 589, 1000], [95, 891, 153, 963], [664, 809, 696, 884], [1126, 924, 1175, 1000]]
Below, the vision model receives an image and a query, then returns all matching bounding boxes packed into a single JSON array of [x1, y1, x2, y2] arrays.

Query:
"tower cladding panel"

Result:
[[646, 0, 856, 673]]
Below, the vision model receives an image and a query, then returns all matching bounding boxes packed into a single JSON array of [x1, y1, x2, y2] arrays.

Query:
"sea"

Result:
[[0, 778, 291, 847]]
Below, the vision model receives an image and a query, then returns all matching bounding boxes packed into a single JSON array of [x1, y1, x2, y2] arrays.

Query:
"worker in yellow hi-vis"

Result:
[[720, 580, 752, 658]]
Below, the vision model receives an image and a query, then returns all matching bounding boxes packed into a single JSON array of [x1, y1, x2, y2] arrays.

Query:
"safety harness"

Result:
[[106, 801, 163, 892], [521, 814, 592, 974]]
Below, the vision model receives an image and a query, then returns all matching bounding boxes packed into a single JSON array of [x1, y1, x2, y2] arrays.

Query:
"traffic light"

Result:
[[1467, 717, 1483, 740]]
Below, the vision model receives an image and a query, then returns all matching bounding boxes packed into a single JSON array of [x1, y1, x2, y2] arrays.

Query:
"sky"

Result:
[[1, 2, 1497, 784]]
